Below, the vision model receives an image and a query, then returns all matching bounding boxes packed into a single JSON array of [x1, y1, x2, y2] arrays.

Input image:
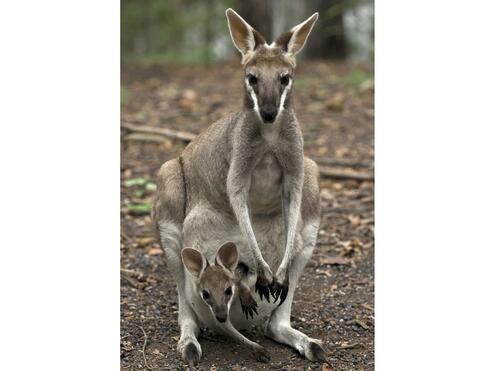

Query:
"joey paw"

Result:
[[182, 341, 201, 367], [252, 346, 271, 363], [240, 294, 259, 319]]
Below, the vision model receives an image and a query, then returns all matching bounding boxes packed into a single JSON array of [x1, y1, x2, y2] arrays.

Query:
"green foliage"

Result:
[[345, 68, 373, 88], [121, 0, 234, 64], [127, 202, 152, 215], [124, 178, 156, 198], [121, 86, 130, 106]]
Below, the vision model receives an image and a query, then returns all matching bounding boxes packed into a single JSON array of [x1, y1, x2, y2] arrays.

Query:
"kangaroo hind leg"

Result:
[[152, 159, 201, 366]]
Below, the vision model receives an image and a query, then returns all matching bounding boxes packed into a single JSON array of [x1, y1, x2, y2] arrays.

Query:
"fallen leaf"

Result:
[[320, 188, 334, 201], [147, 247, 163, 256], [326, 92, 345, 111], [348, 214, 361, 227], [321, 363, 334, 371], [319, 256, 350, 266], [137, 236, 155, 247]]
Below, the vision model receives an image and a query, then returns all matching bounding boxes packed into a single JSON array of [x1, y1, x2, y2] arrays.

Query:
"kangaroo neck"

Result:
[[241, 107, 293, 144]]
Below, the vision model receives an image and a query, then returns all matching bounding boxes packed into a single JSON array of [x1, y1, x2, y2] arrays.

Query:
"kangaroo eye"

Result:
[[224, 287, 232, 296], [280, 75, 290, 86], [247, 74, 257, 86], [202, 290, 210, 300]]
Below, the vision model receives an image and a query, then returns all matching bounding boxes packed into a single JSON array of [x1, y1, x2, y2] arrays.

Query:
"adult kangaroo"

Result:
[[152, 8, 324, 365]]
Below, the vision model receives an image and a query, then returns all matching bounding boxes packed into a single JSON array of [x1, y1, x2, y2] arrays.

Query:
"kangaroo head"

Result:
[[181, 242, 239, 323], [226, 8, 318, 124]]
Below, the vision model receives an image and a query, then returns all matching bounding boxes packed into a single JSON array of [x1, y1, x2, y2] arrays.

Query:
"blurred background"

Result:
[[121, 0, 374, 64]]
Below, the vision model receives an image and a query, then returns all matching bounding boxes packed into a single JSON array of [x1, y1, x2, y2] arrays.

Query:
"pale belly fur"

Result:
[[182, 153, 298, 329]]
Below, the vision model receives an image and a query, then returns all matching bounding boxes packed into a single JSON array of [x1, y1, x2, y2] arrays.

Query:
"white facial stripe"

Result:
[[245, 79, 263, 122], [227, 285, 235, 313], [278, 78, 292, 114]]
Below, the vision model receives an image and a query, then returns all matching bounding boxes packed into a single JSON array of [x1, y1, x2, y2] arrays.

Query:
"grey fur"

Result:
[[151, 8, 324, 365]]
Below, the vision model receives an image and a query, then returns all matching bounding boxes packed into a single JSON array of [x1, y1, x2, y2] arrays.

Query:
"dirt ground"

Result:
[[121, 60, 374, 370]]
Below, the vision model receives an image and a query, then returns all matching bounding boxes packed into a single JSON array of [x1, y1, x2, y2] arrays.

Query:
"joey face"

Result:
[[198, 265, 236, 323], [181, 242, 239, 324]]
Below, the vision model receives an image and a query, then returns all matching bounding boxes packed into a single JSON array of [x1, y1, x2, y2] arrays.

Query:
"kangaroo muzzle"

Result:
[[260, 104, 278, 123]]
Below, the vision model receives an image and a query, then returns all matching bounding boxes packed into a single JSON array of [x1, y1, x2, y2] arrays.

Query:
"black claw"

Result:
[[278, 285, 289, 306], [255, 281, 271, 303]]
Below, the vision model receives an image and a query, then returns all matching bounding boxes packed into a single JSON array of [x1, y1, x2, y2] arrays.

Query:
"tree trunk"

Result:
[[305, 0, 347, 59], [236, 0, 273, 41]]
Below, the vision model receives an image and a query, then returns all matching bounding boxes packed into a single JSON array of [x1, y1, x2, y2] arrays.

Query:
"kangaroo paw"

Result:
[[270, 276, 289, 305], [181, 341, 201, 367], [255, 280, 271, 303], [252, 346, 271, 363], [255, 264, 273, 303], [240, 293, 259, 319]]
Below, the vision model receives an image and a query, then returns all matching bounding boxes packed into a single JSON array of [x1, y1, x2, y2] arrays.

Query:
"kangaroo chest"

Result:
[[249, 152, 283, 213]]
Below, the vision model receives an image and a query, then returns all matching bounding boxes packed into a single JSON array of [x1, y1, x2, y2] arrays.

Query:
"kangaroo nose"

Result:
[[260, 105, 277, 123], [215, 315, 227, 323]]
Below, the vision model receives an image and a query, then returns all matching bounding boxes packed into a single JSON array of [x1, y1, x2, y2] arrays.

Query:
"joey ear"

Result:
[[181, 248, 206, 278], [225, 8, 267, 55], [215, 242, 238, 272], [275, 12, 318, 56]]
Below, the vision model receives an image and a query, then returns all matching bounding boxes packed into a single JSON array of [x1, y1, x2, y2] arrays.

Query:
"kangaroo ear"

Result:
[[215, 242, 238, 272], [275, 13, 318, 56], [225, 8, 267, 55], [181, 248, 206, 278]]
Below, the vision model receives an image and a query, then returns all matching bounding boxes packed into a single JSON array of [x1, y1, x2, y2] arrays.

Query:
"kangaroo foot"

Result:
[[306, 339, 327, 362]]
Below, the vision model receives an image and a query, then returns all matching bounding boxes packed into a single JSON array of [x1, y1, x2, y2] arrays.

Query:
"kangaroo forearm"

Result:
[[220, 321, 261, 350], [279, 178, 303, 272], [229, 190, 265, 263]]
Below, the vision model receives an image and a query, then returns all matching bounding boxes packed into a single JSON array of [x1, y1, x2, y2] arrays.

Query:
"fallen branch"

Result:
[[121, 271, 145, 289], [122, 122, 197, 142], [340, 341, 361, 349], [124, 133, 169, 143], [319, 167, 374, 181], [138, 325, 153, 370], [314, 157, 372, 169]]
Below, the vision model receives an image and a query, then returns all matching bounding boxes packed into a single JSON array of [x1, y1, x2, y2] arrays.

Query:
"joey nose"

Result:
[[260, 105, 277, 123], [216, 315, 227, 323]]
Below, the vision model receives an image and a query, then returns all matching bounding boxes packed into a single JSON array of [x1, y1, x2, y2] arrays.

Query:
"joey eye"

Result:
[[202, 290, 210, 300], [224, 287, 232, 296], [247, 74, 257, 86], [280, 75, 290, 86]]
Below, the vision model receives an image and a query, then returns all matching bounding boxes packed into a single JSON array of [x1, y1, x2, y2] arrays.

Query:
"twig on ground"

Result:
[[138, 325, 153, 370], [340, 341, 361, 349], [319, 167, 374, 181], [121, 231, 133, 243], [346, 319, 370, 330], [121, 272, 145, 289], [124, 133, 169, 143], [122, 122, 197, 142], [361, 303, 374, 311], [314, 157, 372, 169]]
